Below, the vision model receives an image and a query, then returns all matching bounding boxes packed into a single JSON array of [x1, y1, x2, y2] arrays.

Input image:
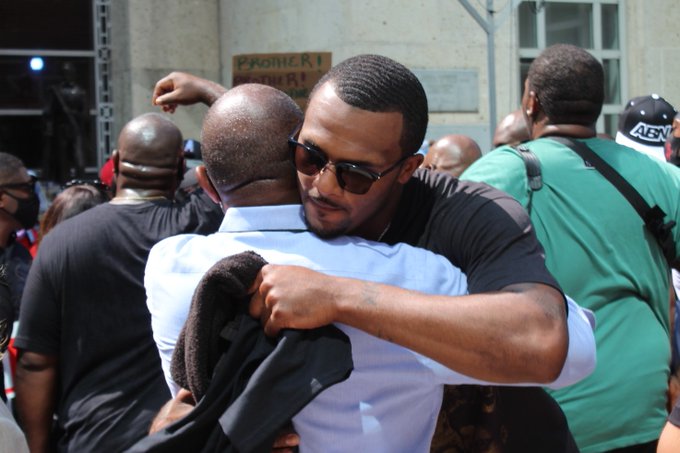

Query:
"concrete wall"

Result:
[[217, 0, 518, 151], [111, 0, 221, 145], [625, 0, 680, 108], [109, 1, 680, 154]]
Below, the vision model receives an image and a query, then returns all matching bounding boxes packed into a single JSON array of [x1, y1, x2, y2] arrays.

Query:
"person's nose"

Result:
[[314, 163, 342, 197]]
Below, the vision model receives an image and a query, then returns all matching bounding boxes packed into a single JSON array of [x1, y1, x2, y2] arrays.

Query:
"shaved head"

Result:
[[493, 109, 530, 148], [113, 112, 184, 195], [422, 134, 481, 177], [201, 83, 302, 195], [118, 112, 183, 169]]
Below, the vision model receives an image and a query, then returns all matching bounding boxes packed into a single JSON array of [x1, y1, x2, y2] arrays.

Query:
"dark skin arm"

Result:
[[151, 72, 227, 113], [15, 351, 58, 453], [250, 265, 568, 383], [149, 388, 196, 434]]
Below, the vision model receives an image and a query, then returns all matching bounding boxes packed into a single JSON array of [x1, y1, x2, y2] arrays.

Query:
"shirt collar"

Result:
[[218, 204, 309, 233]]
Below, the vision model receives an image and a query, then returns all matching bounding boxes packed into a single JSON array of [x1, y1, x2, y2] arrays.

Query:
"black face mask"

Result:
[[2, 191, 39, 229]]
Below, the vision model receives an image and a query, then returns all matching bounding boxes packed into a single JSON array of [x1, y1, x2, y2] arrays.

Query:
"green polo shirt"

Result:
[[462, 137, 680, 451]]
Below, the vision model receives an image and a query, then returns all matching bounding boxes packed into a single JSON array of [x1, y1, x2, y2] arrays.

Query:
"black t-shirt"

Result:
[[386, 170, 576, 452], [385, 169, 560, 292], [14, 192, 222, 452]]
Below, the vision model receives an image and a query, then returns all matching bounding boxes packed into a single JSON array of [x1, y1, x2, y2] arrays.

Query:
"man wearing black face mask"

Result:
[[0, 152, 37, 320]]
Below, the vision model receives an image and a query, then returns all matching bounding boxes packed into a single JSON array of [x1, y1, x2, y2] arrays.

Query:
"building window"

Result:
[[518, 0, 625, 137]]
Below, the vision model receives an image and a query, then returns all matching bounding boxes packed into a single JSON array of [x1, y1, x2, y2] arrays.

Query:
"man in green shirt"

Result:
[[462, 43, 680, 452]]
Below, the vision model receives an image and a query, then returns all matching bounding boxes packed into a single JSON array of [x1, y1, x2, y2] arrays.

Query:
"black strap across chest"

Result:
[[516, 137, 677, 266]]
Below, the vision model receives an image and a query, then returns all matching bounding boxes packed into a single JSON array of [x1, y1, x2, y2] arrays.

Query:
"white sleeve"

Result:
[[145, 239, 200, 397], [543, 295, 597, 389]]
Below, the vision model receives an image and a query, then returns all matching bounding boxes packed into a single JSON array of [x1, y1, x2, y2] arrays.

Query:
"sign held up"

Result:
[[232, 52, 332, 109]]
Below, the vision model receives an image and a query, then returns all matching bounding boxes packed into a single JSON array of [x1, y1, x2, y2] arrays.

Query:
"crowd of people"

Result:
[[0, 43, 678, 452]]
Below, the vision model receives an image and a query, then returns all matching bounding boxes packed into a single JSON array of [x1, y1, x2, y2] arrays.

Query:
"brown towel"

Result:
[[170, 250, 267, 400]]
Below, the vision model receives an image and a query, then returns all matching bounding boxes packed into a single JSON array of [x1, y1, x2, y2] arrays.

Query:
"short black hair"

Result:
[[527, 44, 604, 125], [311, 54, 428, 156]]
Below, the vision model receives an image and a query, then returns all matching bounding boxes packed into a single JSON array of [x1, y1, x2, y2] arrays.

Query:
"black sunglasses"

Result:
[[63, 179, 110, 193], [0, 175, 37, 193], [288, 126, 412, 195]]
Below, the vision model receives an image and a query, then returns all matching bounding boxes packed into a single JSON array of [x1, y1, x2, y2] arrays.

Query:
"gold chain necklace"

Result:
[[377, 222, 391, 242]]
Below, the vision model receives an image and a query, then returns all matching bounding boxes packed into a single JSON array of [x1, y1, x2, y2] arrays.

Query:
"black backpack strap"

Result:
[[516, 144, 543, 191], [550, 136, 677, 265], [514, 144, 542, 215]]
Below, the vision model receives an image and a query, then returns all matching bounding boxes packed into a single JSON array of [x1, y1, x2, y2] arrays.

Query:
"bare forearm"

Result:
[[333, 280, 568, 383], [15, 353, 58, 453], [151, 72, 227, 111], [195, 79, 227, 106], [251, 265, 569, 383]]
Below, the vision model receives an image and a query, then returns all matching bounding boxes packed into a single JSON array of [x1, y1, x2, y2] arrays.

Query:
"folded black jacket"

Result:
[[126, 251, 353, 453]]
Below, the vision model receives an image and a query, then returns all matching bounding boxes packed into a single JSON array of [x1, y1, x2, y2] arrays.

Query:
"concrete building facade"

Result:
[[2, 1, 678, 172]]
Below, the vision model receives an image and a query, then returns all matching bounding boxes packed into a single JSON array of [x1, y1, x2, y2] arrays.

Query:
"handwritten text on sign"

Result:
[[232, 52, 332, 108]]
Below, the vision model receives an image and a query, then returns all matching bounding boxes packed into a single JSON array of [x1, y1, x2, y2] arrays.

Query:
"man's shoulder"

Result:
[[38, 203, 113, 248], [411, 168, 518, 202], [389, 169, 527, 246], [461, 146, 529, 189], [410, 169, 526, 221], [146, 232, 212, 275], [583, 138, 680, 184]]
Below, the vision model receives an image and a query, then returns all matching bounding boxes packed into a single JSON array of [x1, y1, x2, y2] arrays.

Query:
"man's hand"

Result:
[[152, 72, 227, 113], [271, 423, 300, 452], [149, 388, 196, 434], [249, 265, 342, 337]]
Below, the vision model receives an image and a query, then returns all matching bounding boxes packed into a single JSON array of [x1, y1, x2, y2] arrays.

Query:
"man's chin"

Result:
[[302, 204, 347, 239]]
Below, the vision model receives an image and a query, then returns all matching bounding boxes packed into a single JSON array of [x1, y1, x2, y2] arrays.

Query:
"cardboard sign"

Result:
[[232, 52, 332, 109]]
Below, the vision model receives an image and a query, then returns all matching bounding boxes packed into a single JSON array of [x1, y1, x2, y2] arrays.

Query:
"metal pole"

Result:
[[486, 0, 497, 140], [458, 0, 522, 144]]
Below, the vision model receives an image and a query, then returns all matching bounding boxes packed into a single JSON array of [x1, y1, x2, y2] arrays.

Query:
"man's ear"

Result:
[[195, 165, 221, 205], [526, 90, 540, 120], [673, 117, 680, 138], [397, 153, 424, 184], [111, 149, 120, 175], [177, 152, 186, 183]]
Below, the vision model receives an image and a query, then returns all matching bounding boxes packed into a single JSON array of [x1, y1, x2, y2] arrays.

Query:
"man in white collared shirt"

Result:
[[144, 83, 596, 452]]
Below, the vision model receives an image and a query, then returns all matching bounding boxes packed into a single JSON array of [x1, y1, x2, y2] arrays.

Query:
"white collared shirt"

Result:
[[145, 204, 595, 453]]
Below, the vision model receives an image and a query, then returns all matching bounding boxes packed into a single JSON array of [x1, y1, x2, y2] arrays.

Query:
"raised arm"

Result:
[[250, 265, 593, 385], [152, 72, 227, 113]]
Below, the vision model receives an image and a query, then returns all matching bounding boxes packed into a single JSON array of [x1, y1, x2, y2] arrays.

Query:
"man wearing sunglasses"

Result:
[[152, 55, 584, 451], [144, 81, 595, 453]]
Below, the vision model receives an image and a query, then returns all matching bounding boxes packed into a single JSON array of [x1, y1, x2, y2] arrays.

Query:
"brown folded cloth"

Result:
[[170, 250, 267, 401]]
